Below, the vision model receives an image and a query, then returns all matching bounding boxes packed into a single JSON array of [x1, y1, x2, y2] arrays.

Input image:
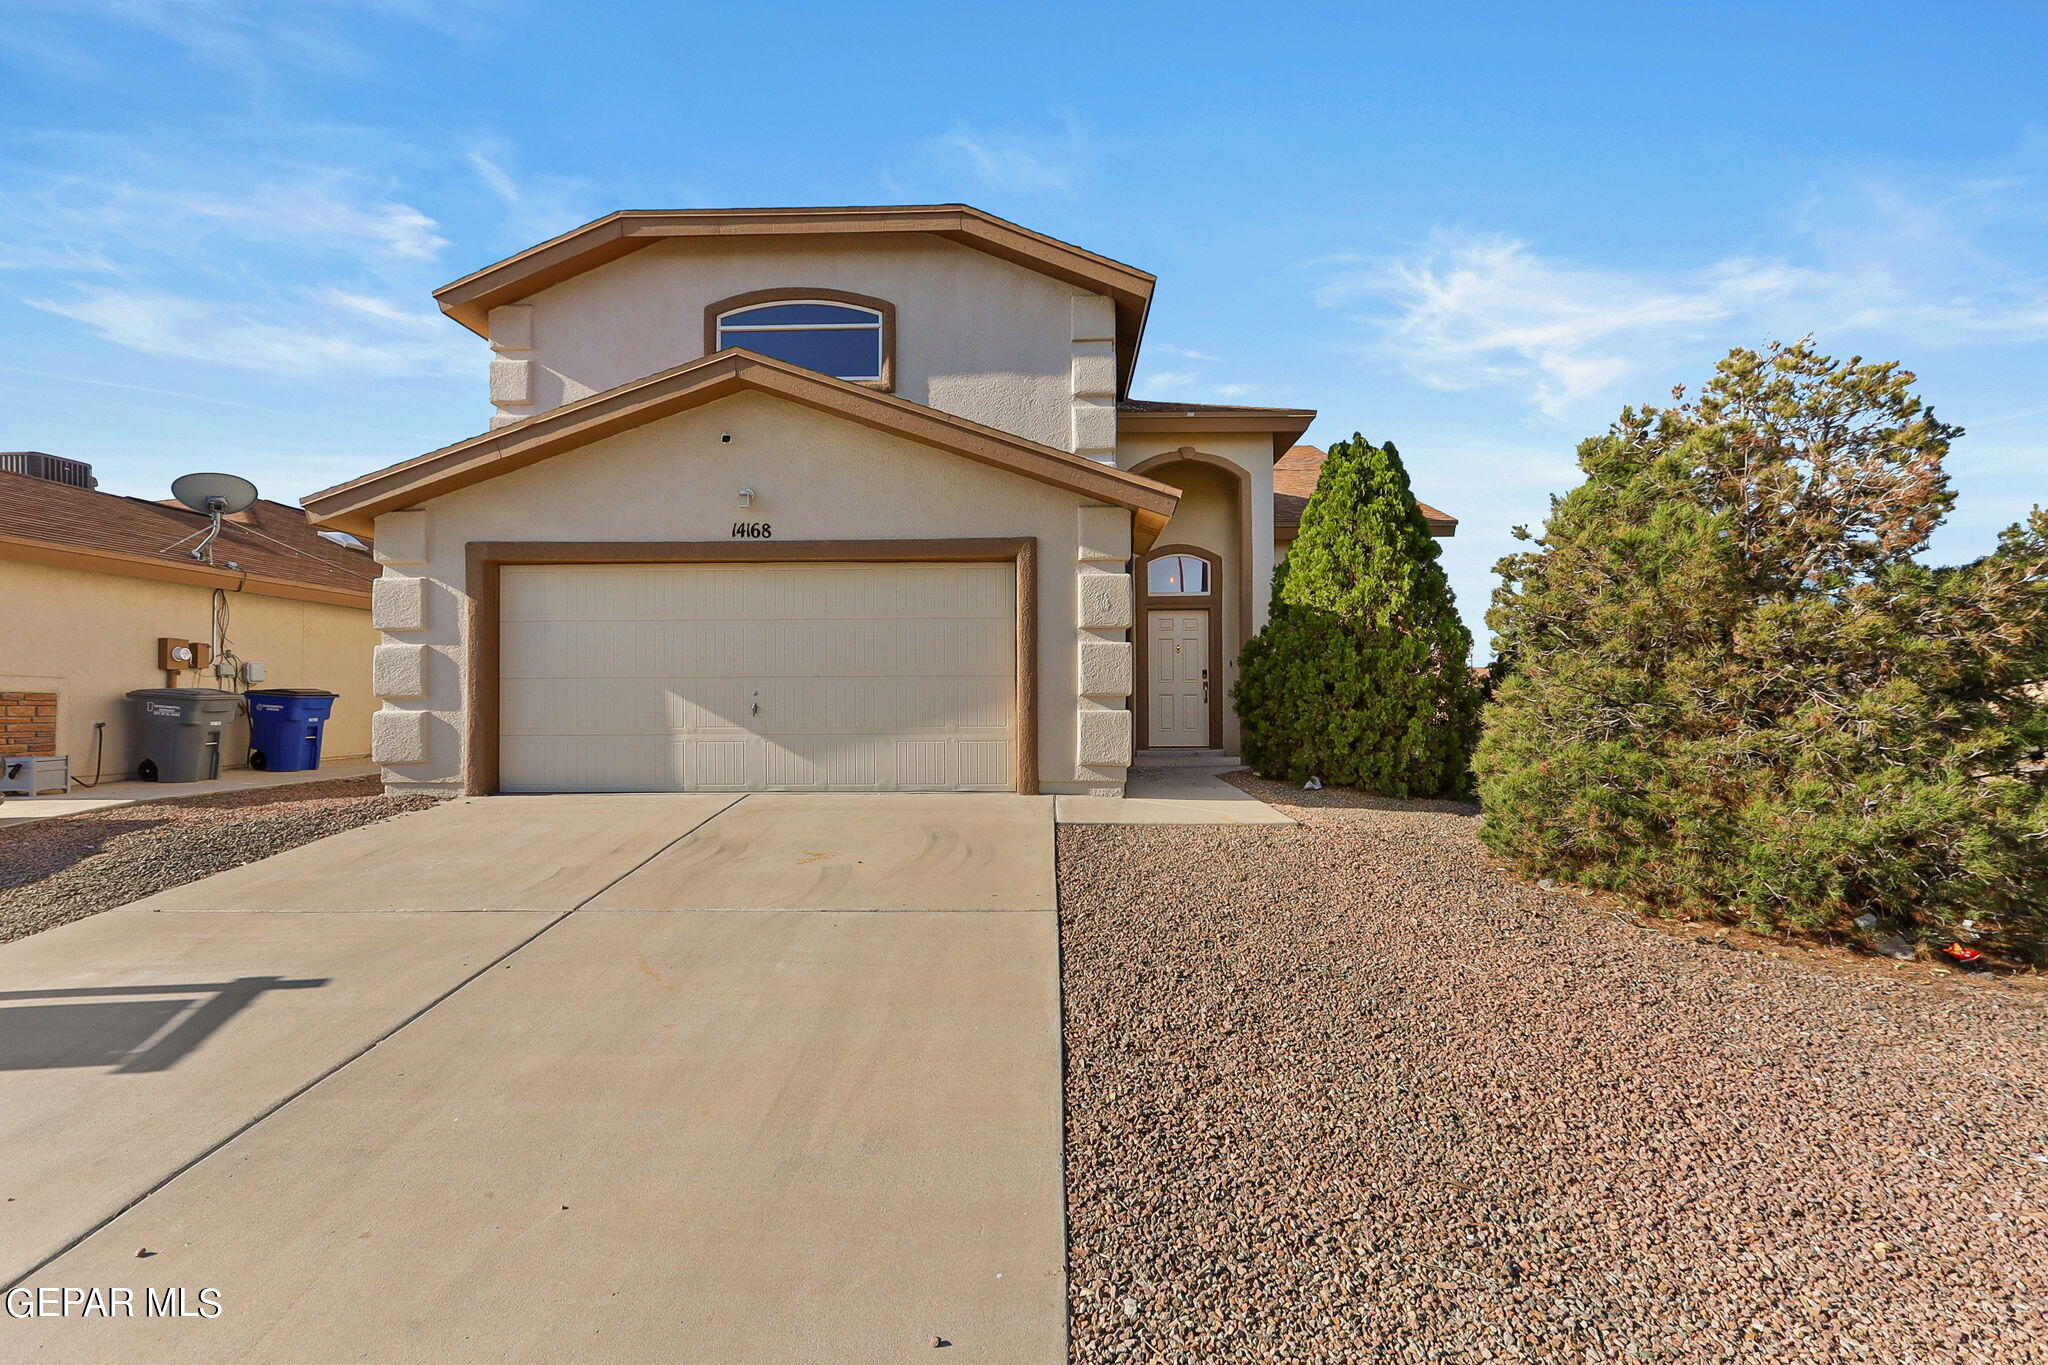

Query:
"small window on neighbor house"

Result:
[[1148, 554, 1211, 595], [716, 300, 884, 381]]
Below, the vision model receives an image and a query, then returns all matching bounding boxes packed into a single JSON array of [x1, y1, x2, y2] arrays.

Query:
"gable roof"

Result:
[[0, 469, 374, 606], [1273, 445, 1457, 539], [434, 204, 1158, 399], [1117, 398, 1316, 459], [302, 348, 1182, 547]]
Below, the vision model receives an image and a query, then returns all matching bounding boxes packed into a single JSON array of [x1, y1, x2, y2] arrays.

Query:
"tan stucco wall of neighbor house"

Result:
[[485, 236, 1119, 461], [0, 560, 375, 782], [370, 390, 1137, 798], [1113, 430, 1277, 754]]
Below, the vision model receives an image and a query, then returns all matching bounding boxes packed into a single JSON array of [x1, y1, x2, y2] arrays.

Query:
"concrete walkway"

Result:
[[0, 794, 1064, 1363], [1056, 757, 1294, 826], [0, 758, 378, 828]]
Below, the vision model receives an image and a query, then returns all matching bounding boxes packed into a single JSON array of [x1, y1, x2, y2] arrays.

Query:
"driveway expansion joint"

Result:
[[0, 908, 572, 1294]]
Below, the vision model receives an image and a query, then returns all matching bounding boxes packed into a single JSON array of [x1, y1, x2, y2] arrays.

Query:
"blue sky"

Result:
[[3, 1, 2043, 650]]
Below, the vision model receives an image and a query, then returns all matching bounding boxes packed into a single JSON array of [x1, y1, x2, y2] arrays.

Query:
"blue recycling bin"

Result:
[[244, 688, 338, 772]]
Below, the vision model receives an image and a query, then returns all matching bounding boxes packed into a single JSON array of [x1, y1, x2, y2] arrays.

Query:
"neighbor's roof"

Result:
[[1273, 445, 1456, 539], [302, 348, 1183, 549], [0, 469, 375, 606], [1116, 398, 1317, 458], [434, 204, 1158, 398]]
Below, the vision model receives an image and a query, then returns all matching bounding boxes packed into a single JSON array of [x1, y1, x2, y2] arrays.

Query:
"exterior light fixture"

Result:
[[738, 487, 755, 509]]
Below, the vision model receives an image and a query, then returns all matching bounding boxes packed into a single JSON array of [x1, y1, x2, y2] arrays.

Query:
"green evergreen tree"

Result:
[[1233, 434, 1480, 796], [1478, 342, 2048, 959]]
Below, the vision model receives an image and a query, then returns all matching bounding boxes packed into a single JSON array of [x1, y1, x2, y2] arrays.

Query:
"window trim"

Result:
[[704, 288, 897, 392], [1145, 551, 1214, 597]]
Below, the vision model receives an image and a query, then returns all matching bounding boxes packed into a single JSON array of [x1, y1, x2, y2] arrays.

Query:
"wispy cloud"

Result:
[[0, 163, 449, 271], [2, 142, 469, 378], [466, 139, 597, 248], [1136, 369, 1199, 395], [915, 116, 1088, 197], [1322, 169, 2048, 419], [3, 0, 495, 84], [0, 362, 446, 440], [1321, 233, 1811, 417], [144, 180, 447, 261], [1134, 344, 1265, 402], [27, 284, 472, 378]]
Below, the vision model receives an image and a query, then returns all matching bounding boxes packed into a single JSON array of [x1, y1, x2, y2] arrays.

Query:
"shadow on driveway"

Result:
[[0, 977, 327, 1073]]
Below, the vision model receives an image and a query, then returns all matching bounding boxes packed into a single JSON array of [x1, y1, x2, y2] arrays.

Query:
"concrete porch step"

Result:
[[1132, 748, 1238, 769]]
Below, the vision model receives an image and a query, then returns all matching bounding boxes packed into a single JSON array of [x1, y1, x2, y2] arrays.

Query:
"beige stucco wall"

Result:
[[1113, 430, 1277, 754], [1, 560, 374, 783], [371, 389, 1135, 797], [486, 235, 1117, 460]]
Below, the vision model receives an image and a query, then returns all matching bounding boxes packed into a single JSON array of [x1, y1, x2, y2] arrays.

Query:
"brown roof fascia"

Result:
[[0, 533, 372, 607], [302, 349, 1181, 539], [1273, 505, 1458, 539], [1117, 406, 1316, 459], [432, 205, 1158, 397]]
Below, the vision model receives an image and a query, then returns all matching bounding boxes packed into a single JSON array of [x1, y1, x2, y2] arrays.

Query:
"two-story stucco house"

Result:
[[304, 204, 1448, 798]]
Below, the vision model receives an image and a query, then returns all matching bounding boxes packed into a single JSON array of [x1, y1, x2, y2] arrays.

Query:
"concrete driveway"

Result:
[[0, 794, 1063, 1363]]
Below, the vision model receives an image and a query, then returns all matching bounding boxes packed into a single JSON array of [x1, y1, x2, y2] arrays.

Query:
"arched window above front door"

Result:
[[1147, 553, 1211, 595]]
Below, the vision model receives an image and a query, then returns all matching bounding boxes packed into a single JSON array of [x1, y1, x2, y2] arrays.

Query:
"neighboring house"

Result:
[[1273, 444, 1457, 551], [301, 205, 1451, 798], [1, 457, 377, 783]]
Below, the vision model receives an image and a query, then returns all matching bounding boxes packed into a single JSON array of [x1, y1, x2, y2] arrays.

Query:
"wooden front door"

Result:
[[1146, 610, 1210, 747]]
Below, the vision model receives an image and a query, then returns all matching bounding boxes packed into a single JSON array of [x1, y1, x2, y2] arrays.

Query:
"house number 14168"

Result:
[[730, 521, 773, 539]]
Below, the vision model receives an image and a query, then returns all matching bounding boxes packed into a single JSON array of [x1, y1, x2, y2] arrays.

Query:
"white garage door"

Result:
[[497, 562, 1017, 793]]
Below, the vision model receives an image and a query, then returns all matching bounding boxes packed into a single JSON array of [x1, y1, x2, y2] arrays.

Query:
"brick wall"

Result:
[[0, 692, 58, 756]]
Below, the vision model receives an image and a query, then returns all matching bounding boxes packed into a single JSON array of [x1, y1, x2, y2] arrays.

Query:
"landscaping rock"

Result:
[[0, 778, 435, 943], [1060, 773, 2048, 1363]]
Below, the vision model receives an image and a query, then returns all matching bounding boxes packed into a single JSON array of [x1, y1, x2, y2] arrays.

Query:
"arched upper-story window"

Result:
[[707, 289, 895, 388], [1147, 552, 1212, 596]]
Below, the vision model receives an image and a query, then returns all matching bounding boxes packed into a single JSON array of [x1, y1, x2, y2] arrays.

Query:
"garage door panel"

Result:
[[498, 562, 1017, 793], [956, 739, 1011, 788], [946, 677, 1014, 730], [502, 680, 756, 736], [501, 737, 689, 792], [895, 740, 953, 790], [690, 740, 751, 789]]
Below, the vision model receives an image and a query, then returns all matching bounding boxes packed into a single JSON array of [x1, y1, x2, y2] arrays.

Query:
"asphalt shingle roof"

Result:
[[1273, 445, 1456, 535], [0, 469, 375, 594]]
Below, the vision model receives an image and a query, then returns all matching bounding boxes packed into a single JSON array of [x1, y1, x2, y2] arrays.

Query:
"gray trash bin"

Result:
[[125, 687, 241, 782]]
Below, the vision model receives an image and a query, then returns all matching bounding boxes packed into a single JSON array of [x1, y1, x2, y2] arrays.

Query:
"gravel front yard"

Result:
[[0, 778, 436, 944], [1060, 777, 2047, 1363]]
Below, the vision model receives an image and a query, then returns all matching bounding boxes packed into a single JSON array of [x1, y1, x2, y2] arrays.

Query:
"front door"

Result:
[[1146, 610, 1209, 747]]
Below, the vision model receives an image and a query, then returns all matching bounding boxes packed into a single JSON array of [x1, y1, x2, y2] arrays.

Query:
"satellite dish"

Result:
[[170, 472, 258, 566], [171, 472, 259, 515]]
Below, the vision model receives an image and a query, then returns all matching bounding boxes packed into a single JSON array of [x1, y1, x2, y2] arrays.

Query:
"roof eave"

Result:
[[303, 349, 1180, 539], [432, 205, 1158, 397], [1118, 407, 1316, 459], [0, 533, 371, 606]]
